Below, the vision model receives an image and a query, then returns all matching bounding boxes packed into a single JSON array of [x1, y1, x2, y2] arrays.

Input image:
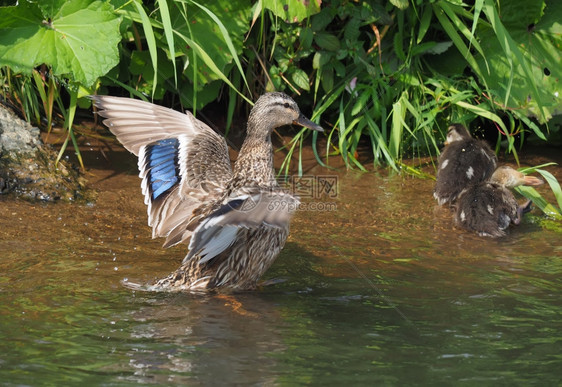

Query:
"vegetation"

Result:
[[0, 0, 561, 215]]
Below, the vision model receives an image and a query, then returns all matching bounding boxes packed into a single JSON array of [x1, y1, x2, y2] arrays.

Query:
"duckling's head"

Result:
[[247, 92, 323, 137], [490, 166, 544, 188], [445, 124, 471, 145]]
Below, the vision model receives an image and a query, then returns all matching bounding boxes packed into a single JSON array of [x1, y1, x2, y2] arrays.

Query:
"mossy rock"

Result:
[[0, 102, 92, 202], [0, 147, 90, 201]]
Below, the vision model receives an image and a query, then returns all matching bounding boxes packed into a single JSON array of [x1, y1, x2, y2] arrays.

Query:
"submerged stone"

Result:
[[0, 103, 89, 202]]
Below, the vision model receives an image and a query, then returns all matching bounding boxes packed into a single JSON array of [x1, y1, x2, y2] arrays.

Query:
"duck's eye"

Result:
[[284, 103, 290, 108]]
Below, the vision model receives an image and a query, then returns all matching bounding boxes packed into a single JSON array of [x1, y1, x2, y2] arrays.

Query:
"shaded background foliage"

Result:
[[0, 0, 561, 173]]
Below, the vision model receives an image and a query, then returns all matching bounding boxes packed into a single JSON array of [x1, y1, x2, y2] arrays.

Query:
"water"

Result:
[[1, 155, 561, 385]]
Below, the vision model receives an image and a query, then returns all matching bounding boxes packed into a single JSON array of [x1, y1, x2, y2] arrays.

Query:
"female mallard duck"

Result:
[[434, 124, 497, 205], [91, 92, 323, 291], [454, 166, 543, 237]]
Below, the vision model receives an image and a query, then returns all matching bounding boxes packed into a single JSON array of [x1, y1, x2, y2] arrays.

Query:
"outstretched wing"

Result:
[[183, 189, 299, 265], [91, 96, 233, 247]]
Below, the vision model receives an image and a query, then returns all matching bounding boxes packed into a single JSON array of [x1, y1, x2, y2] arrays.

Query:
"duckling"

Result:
[[454, 166, 544, 237], [434, 124, 497, 205], [91, 92, 323, 291]]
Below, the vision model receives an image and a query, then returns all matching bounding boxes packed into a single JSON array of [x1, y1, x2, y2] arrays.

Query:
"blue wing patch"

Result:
[[144, 138, 180, 201]]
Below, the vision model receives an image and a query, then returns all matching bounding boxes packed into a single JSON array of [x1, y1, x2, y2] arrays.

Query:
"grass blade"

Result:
[[535, 169, 562, 212], [518, 166, 562, 213], [515, 186, 562, 219], [311, 130, 329, 168], [455, 100, 508, 134], [174, 30, 252, 105], [390, 92, 407, 160], [433, 2, 486, 82], [482, 0, 547, 122], [102, 76, 149, 101], [189, 0, 250, 93], [133, 1, 159, 98], [157, 0, 177, 86], [55, 87, 83, 169]]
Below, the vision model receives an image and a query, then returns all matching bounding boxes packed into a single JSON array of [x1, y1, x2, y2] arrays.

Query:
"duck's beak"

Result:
[[522, 175, 544, 186], [294, 114, 323, 132]]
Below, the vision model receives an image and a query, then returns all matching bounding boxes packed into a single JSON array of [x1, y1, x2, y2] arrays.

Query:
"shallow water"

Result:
[[1, 153, 561, 385]]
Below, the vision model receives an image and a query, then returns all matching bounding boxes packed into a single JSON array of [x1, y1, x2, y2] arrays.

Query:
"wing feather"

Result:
[[184, 189, 298, 265], [91, 95, 233, 247]]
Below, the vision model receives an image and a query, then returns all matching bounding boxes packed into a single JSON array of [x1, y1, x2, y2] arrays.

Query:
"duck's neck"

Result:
[[233, 132, 276, 187]]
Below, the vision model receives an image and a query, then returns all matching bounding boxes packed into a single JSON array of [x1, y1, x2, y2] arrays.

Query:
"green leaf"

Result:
[[321, 67, 334, 93], [0, 0, 122, 86], [426, 41, 454, 55], [262, 0, 321, 23], [311, 7, 334, 32], [314, 32, 340, 51], [299, 27, 313, 49], [344, 17, 361, 43], [351, 92, 371, 116], [390, 0, 409, 10], [291, 68, 310, 91], [312, 51, 332, 70], [417, 5, 433, 43]]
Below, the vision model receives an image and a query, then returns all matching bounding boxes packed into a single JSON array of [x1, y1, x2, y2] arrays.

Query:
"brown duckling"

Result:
[[454, 166, 544, 237], [434, 124, 497, 205]]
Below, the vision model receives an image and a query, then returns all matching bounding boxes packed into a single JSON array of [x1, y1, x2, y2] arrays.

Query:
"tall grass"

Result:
[[1, 0, 560, 181], [252, 0, 558, 173]]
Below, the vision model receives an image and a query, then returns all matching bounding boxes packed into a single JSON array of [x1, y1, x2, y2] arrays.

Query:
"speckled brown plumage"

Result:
[[91, 92, 322, 291], [454, 166, 543, 237], [434, 124, 497, 205]]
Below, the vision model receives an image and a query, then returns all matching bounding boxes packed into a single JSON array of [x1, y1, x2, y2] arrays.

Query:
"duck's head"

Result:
[[490, 166, 544, 188], [444, 124, 471, 145], [247, 92, 323, 137]]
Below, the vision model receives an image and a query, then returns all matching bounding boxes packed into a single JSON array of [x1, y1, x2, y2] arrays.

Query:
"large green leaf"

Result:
[[0, 0, 122, 87], [475, 0, 562, 122]]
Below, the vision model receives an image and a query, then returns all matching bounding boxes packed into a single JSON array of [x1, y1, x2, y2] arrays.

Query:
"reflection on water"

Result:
[[0, 158, 561, 385]]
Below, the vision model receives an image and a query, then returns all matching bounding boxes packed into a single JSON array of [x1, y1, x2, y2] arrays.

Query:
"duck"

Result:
[[434, 124, 497, 205], [454, 166, 544, 237], [91, 92, 323, 291]]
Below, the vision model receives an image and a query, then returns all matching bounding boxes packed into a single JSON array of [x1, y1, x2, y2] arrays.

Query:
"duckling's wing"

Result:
[[183, 189, 298, 265], [91, 96, 232, 247]]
